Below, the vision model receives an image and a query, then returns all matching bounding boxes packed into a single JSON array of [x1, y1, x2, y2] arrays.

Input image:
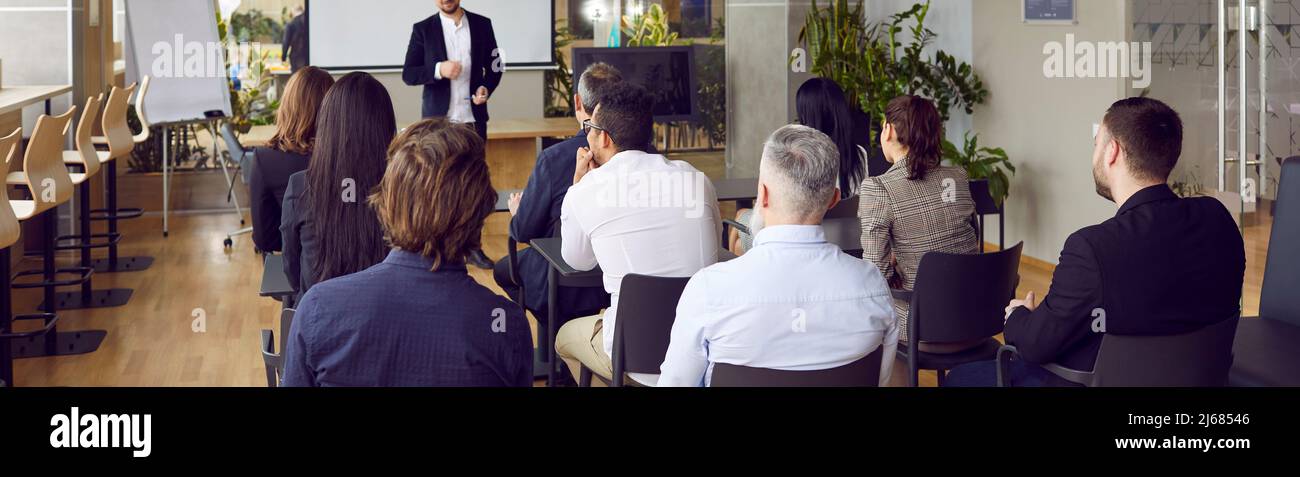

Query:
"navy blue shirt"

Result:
[[282, 250, 533, 387], [509, 133, 610, 318]]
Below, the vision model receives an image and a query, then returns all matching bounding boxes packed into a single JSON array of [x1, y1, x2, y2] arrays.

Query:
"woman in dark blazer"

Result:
[[281, 72, 396, 296], [248, 66, 334, 253]]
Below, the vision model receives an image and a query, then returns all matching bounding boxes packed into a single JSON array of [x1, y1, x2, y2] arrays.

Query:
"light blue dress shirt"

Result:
[[658, 224, 898, 387]]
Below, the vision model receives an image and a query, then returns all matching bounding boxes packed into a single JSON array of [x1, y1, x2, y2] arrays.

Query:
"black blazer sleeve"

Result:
[[280, 175, 305, 293], [247, 153, 282, 253], [282, 20, 295, 61], [479, 18, 503, 95], [403, 22, 445, 86], [509, 146, 557, 243], [1004, 231, 1103, 366]]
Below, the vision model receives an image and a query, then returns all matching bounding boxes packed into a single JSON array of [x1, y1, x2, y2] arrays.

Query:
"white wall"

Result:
[[972, 0, 1131, 263], [865, 0, 973, 143]]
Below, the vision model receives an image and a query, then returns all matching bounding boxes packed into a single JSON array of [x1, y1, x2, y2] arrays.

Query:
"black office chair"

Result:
[[505, 235, 607, 384], [220, 123, 253, 248], [710, 346, 884, 387], [260, 308, 295, 387], [1231, 156, 1300, 386], [896, 242, 1023, 387], [969, 179, 1005, 252], [998, 316, 1238, 387], [581, 274, 690, 387]]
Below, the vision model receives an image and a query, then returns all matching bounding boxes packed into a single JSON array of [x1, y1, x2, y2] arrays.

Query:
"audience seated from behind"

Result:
[[658, 125, 898, 387], [248, 66, 334, 253], [492, 63, 623, 331], [731, 77, 869, 254], [554, 82, 721, 386], [280, 72, 396, 297], [281, 118, 532, 387], [945, 97, 1245, 387], [858, 95, 980, 353]]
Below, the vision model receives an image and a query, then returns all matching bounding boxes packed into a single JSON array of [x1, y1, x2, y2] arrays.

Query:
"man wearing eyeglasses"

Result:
[[554, 82, 722, 386], [493, 63, 624, 366]]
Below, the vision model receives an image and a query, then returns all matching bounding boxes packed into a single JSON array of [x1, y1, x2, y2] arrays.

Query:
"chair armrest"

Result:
[[890, 289, 913, 302], [997, 344, 1094, 386], [722, 218, 750, 236], [1040, 363, 1094, 386], [506, 235, 523, 287], [260, 329, 281, 388], [996, 345, 1018, 387]]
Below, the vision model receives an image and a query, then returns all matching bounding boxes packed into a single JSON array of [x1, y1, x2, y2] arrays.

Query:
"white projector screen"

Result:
[[307, 0, 555, 70]]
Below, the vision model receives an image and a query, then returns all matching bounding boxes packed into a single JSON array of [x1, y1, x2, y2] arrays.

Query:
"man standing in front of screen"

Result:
[[402, 0, 503, 269]]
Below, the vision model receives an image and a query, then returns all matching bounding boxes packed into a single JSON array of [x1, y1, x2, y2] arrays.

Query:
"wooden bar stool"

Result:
[[0, 128, 59, 386], [89, 81, 150, 273], [7, 108, 105, 358], [50, 94, 132, 309]]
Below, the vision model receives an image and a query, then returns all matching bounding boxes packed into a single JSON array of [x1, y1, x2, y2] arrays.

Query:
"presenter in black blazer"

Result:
[[402, 0, 502, 268], [402, 0, 503, 140]]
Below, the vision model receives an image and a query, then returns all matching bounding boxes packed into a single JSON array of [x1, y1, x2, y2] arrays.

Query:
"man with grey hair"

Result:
[[493, 63, 624, 361], [658, 124, 898, 387]]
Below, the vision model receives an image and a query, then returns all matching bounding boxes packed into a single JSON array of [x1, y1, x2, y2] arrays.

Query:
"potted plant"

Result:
[[800, 0, 1006, 191], [942, 132, 1015, 208]]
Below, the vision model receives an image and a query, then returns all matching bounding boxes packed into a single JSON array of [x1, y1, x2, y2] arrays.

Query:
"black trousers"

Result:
[[473, 121, 488, 141]]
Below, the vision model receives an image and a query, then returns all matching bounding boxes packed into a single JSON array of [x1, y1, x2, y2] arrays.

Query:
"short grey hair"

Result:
[[760, 124, 840, 218], [576, 62, 624, 113]]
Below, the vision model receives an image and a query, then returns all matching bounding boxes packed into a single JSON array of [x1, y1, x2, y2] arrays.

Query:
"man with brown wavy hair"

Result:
[[281, 118, 532, 387]]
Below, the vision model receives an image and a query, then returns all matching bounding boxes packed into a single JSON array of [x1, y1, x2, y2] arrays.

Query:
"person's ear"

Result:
[[757, 180, 771, 210], [1106, 137, 1122, 169], [574, 94, 583, 115], [826, 187, 841, 213]]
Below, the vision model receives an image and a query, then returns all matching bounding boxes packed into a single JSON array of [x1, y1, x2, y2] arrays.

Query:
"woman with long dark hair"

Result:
[[729, 77, 869, 254], [280, 72, 397, 295]]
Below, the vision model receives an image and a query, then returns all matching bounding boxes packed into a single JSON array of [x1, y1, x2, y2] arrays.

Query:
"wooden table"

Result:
[[0, 84, 72, 137], [484, 117, 577, 190]]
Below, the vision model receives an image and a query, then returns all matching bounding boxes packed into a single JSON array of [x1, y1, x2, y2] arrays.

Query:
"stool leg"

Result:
[[107, 159, 119, 267], [1, 247, 12, 387], [41, 209, 57, 356], [79, 181, 92, 303]]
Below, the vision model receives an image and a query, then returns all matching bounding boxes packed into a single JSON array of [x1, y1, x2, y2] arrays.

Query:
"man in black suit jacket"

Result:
[[946, 97, 1245, 387], [491, 63, 626, 335], [401, 0, 503, 140], [281, 7, 308, 73]]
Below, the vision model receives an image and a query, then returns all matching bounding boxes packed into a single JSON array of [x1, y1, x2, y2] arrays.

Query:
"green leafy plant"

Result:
[[798, 0, 987, 127], [544, 20, 578, 118], [622, 3, 681, 47], [942, 132, 1015, 206], [696, 17, 726, 148], [229, 9, 285, 44]]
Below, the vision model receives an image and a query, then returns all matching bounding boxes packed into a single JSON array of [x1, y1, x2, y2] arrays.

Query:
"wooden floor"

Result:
[[7, 150, 1270, 387]]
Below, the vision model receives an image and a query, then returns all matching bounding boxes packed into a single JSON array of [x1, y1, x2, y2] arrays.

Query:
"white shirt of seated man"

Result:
[[560, 106, 722, 385], [658, 124, 898, 387]]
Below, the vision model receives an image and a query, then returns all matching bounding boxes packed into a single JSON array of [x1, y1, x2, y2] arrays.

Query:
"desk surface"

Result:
[[487, 117, 577, 140], [714, 177, 758, 202], [0, 85, 73, 116], [259, 254, 295, 298]]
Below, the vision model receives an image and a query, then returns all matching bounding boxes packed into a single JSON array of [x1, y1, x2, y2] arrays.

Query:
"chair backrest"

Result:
[[1090, 315, 1239, 387], [70, 95, 104, 178], [612, 274, 691, 380], [22, 108, 77, 216], [823, 195, 863, 253], [132, 76, 152, 144], [0, 128, 23, 249], [100, 83, 137, 160], [910, 242, 1023, 343], [220, 122, 256, 183], [1260, 157, 1300, 326], [710, 346, 884, 387], [0, 127, 20, 178]]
